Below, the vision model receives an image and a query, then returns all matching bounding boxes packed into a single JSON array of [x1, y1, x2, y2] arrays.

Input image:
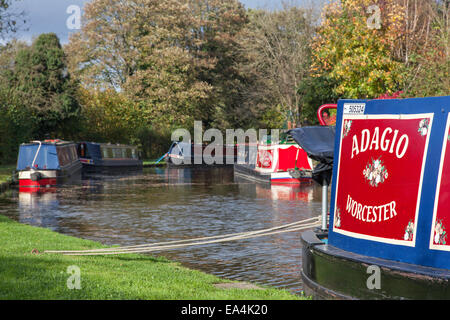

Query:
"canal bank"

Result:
[[0, 165, 15, 194], [0, 214, 304, 300]]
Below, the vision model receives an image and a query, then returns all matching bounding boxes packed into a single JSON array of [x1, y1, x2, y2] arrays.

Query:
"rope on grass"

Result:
[[45, 216, 321, 256]]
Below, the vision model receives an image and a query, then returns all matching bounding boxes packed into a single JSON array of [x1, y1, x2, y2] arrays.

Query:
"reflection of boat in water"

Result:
[[18, 188, 59, 227], [77, 142, 142, 172], [235, 173, 315, 201], [298, 97, 450, 299], [255, 184, 314, 202], [234, 133, 313, 185], [16, 140, 82, 190]]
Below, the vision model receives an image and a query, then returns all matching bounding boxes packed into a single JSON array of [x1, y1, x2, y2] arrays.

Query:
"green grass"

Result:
[[0, 164, 15, 184], [143, 159, 166, 167], [0, 215, 304, 300]]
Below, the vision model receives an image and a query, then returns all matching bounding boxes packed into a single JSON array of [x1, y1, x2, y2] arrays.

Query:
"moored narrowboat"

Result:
[[166, 141, 237, 166], [16, 140, 82, 190], [234, 133, 313, 185], [77, 142, 142, 171], [295, 96, 450, 300]]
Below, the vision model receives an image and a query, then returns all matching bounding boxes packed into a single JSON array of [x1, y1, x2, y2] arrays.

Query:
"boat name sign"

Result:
[[333, 114, 433, 246]]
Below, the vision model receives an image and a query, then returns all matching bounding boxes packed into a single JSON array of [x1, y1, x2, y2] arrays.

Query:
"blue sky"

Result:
[[6, 0, 320, 44]]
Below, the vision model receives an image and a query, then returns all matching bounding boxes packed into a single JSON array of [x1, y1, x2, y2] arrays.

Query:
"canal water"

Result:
[[0, 167, 324, 294]]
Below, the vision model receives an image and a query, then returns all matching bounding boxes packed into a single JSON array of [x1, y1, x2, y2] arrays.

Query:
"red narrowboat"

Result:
[[234, 133, 314, 185]]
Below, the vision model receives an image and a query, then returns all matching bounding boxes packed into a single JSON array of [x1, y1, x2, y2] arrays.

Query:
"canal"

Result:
[[0, 166, 324, 294]]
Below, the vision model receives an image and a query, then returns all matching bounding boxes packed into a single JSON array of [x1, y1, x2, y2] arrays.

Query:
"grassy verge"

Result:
[[143, 159, 166, 167], [0, 215, 304, 300], [0, 164, 15, 184]]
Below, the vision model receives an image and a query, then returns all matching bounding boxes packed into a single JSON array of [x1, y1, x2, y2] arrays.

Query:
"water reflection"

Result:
[[2, 167, 323, 294]]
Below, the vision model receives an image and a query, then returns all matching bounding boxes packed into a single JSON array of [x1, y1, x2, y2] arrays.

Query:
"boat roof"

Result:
[[79, 142, 138, 149], [20, 139, 76, 147]]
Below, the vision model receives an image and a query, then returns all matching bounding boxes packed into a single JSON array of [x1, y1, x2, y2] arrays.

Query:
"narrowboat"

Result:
[[77, 142, 142, 171], [166, 142, 237, 166], [294, 96, 450, 300], [233, 133, 314, 185], [16, 140, 82, 190]]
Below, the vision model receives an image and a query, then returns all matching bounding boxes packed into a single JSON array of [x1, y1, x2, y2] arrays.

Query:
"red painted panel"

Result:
[[333, 115, 432, 246], [277, 146, 312, 171], [19, 178, 58, 188], [431, 115, 450, 251]]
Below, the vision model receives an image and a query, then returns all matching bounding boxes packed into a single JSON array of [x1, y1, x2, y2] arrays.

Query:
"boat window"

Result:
[[126, 148, 132, 158], [131, 149, 137, 159], [57, 146, 69, 167], [112, 148, 120, 158], [121, 148, 127, 158], [78, 143, 89, 158], [101, 147, 108, 159], [101, 146, 114, 159], [70, 146, 77, 162], [17, 144, 59, 170]]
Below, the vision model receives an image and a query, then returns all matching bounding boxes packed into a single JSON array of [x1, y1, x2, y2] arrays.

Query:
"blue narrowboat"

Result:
[[17, 140, 82, 190], [292, 96, 450, 299], [77, 142, 142, 171]]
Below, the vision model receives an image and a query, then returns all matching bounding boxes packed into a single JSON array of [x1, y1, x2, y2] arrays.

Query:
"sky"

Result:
[[6, 0, 322, 44]]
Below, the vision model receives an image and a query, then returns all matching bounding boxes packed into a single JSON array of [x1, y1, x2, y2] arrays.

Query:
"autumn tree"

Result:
[[311, 0, 407, 99], [66, 0, 249, 131], [184, 0, 249, 129], [403, 0, 449, 96], [237, 4, 317, 128]]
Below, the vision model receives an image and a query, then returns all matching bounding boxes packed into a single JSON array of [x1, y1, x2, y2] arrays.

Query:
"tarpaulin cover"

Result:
[[288, 126, 336, 185], [16, 144, 60, 170]]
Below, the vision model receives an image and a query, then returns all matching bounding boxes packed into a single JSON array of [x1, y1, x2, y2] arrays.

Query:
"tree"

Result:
[[237, 4, 317, 128], [9, 33, 80, 138], [66, 0, 249, 132], [404, 0, 450, 96], [311, 0, 407, 99], [0, 0, 26, 40]]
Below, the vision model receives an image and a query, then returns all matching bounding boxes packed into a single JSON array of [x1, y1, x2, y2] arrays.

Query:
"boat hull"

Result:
[[80, 158, 143, 172], [18, 161, 82, 190], [234, 163, 312, 185], [301, 230, 450, 300]]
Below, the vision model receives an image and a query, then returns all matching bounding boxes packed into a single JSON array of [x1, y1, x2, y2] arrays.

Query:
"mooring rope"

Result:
[[45, 216, 321, 256]]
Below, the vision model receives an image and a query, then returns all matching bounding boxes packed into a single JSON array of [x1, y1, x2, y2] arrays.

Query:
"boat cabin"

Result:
[[77, 142, 142, 170], [298, 96, 450, 299], [16, 139, 82, 189]]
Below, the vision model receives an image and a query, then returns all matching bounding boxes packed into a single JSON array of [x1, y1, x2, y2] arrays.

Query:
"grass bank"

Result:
[[0, 215, 303, 300], [143, 159, 167, 167], [0, 164, 15, 184]]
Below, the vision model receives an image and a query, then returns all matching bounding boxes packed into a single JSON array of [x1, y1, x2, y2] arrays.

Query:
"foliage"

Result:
[[8, 33, 81, 139], [66, 0, 248, 132], [311, 0, 407, 99], [297, 75, 339, 125], [404, 1, 449, 97], [76, 87, 141, 143], [0, 40, 33, 164], [238, 5, 317, 128]]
